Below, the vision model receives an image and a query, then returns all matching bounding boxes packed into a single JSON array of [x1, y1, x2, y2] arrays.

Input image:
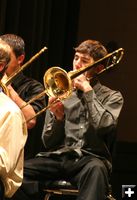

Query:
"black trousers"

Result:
[[9, 154, 111, 200]]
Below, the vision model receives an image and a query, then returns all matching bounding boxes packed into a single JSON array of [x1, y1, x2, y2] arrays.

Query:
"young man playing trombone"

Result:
[[9, 39, 124, 200]]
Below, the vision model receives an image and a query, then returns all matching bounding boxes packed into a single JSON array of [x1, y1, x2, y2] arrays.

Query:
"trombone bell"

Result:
[[43, 67, 72, 99]]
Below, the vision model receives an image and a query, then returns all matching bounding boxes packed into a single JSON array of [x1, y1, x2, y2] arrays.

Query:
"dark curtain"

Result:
[[0, 0, 80, 157], [0, 0, 80, 82]]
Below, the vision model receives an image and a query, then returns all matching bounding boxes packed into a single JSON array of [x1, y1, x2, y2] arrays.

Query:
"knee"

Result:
[[84, 158, 108, 177]]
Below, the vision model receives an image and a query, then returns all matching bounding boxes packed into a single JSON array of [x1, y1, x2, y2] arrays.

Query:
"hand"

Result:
[[73, 74, 92, 92], [48, 97, 64, 121]]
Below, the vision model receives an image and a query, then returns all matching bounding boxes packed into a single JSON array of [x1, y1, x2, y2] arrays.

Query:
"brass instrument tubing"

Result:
[[5, 46, 48, 86]]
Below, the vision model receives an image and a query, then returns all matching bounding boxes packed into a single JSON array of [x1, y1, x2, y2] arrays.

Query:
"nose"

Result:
[[74, 58, 82, 69]]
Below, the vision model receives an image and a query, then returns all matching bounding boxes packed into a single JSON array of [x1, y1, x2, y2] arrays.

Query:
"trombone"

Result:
[[2, 46, 48, 87], [23, 47, 124, 122]]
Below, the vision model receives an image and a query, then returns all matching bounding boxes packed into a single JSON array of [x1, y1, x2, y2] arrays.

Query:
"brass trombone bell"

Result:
[[44, 67, 72, 99], [24, 47, 124, 122]]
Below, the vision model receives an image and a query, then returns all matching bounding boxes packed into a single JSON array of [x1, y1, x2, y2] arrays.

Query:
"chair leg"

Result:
[[106, 184, 116, 200], [106, 194, 116, 200], [44, 193, 51, 200]]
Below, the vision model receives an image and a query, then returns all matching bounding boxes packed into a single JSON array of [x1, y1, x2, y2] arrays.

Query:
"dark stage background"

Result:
[[0, 0, 137, 199]]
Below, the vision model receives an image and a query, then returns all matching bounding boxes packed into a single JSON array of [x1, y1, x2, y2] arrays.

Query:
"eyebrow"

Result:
[[74, 54, 91, 60]]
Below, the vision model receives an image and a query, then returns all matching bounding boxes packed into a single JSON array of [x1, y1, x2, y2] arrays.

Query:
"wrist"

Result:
[[13, 94, 27, 109], [83, 83, 92, 92]]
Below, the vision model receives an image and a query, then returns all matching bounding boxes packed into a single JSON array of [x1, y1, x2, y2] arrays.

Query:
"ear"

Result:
[[17, 54, 25, 65]]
